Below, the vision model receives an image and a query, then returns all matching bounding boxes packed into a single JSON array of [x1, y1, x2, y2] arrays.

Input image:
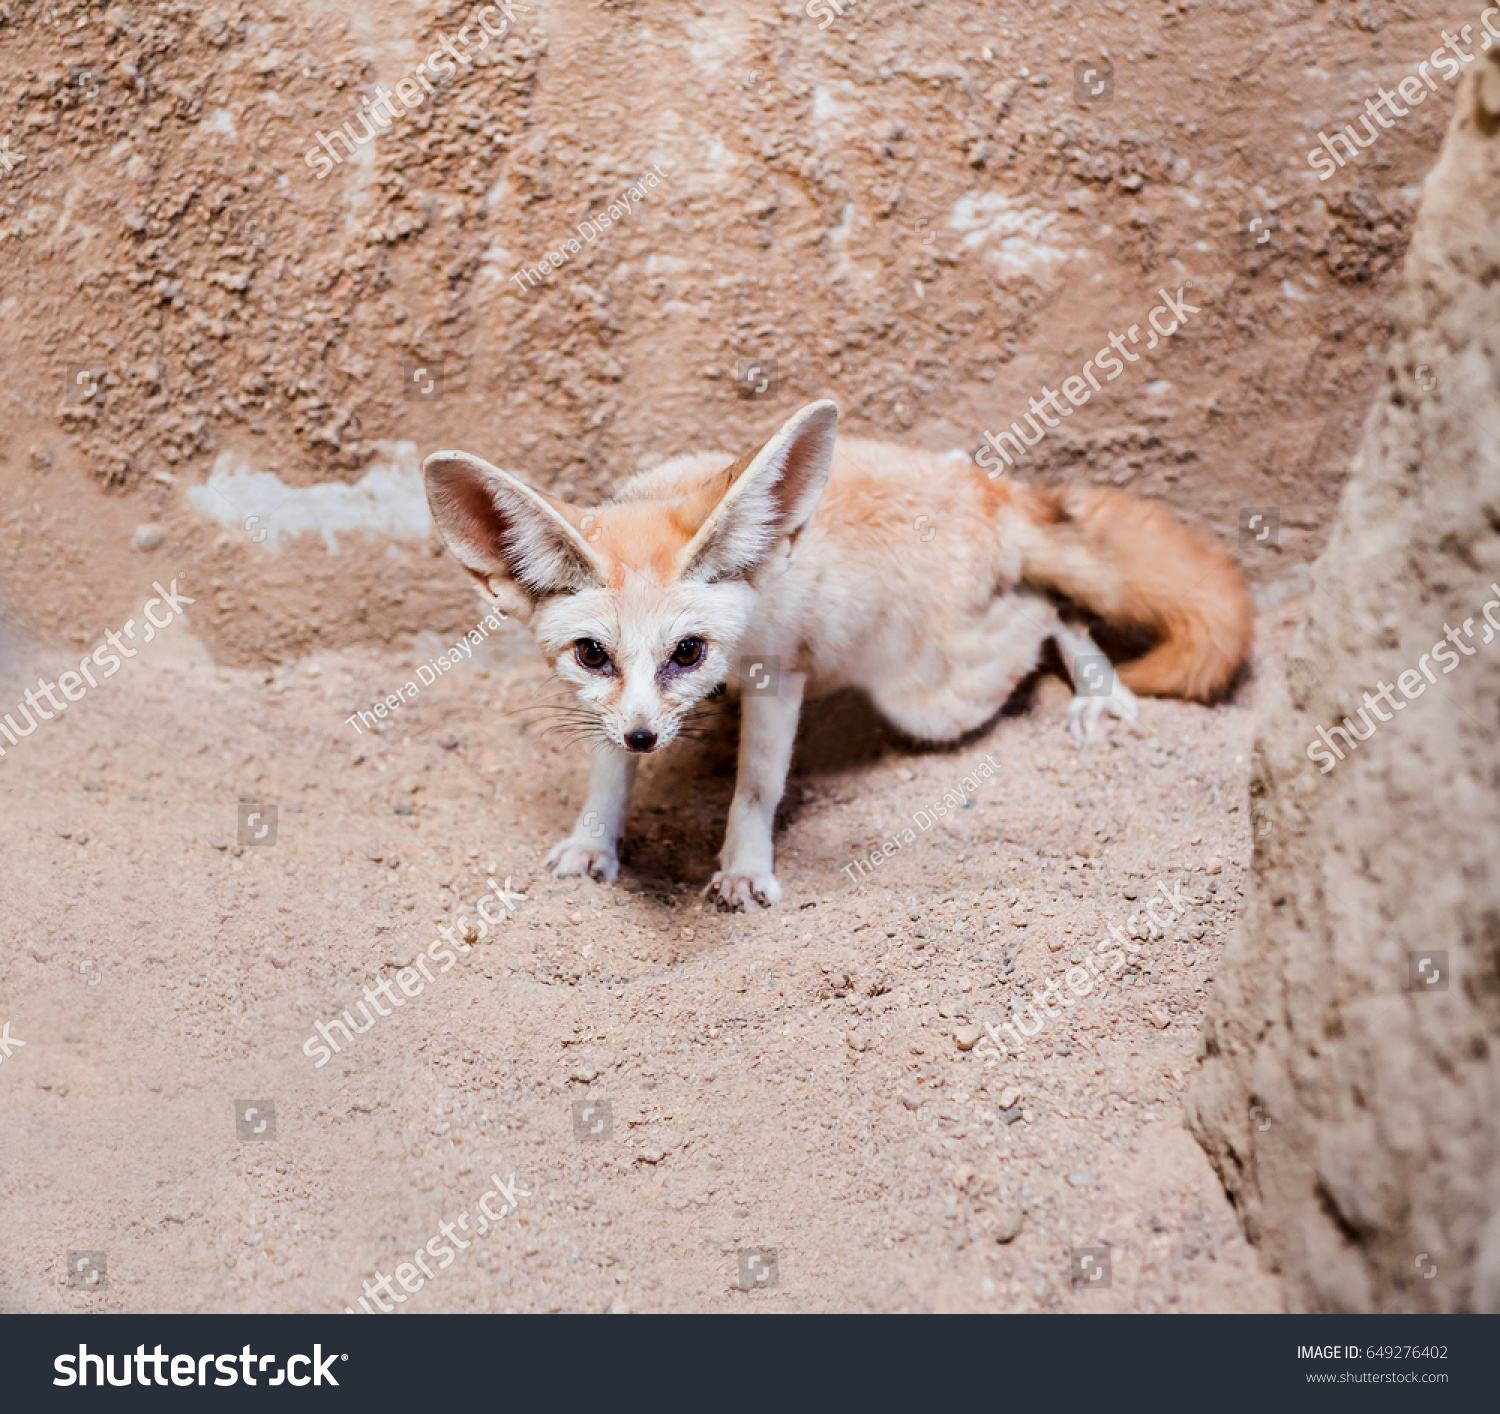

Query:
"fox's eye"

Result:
[[575, 639, 610, 671], [671, 636, 705, 668]]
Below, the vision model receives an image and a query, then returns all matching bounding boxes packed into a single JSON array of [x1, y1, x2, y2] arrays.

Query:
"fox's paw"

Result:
[[707, 870, 782, 911], [546, 837, 620, 883], [1067, 679, 1139, 748]]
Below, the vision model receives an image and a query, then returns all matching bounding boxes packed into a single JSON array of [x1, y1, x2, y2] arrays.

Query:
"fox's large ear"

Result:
[[678, 399, 838, 583], [423, 450, 606, 618]]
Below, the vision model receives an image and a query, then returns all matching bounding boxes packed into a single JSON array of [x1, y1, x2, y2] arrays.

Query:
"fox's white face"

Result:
[[423, 402, 837, 755], [534, 572, 758, 752]]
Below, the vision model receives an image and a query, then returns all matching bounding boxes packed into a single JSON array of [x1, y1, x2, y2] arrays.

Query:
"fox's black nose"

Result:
[[625, 727, 657, 753]]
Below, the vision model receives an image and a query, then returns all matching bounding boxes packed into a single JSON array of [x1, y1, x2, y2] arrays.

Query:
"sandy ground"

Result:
[[0, 585, 1303, 1314]]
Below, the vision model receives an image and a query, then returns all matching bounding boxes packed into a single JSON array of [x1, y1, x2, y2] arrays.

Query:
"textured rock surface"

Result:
[[0, 1, 1460, 663], [1188, 55, 1500, 1313]]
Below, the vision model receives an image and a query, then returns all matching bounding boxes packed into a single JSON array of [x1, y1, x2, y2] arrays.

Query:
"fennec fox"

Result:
[[424, 400, 1251, 909]]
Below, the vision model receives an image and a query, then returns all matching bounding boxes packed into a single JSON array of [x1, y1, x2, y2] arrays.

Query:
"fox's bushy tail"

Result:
[[1014, 486, 1253, 702]]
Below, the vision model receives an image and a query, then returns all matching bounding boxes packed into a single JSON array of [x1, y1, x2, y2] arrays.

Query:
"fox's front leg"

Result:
[[546, 745, 639, 883], [712, 671, 805, 910]]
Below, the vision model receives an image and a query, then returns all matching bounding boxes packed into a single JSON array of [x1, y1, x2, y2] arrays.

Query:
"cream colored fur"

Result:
[[422, 400, 1251, 909]]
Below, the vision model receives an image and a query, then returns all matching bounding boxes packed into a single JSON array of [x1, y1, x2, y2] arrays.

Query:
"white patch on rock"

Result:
[[947, 193, 1079, 276], [187, 442, 431, 551]]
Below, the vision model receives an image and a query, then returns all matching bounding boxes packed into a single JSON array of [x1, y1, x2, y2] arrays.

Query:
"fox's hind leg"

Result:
[[867, 592, 1059, 743], [1054, 621, 1139, 747]]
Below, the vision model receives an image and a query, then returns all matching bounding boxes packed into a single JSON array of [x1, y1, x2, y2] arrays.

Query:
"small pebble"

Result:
[[997, 1086, 1021, 1110], [846, 1029, 870, 1052], [132, 524, 164, 551], [1068, 1171, 1092, 1188], [569, 1066, 598, 1083], [636, 1148, 666, 1165], [993, 1204, 1024, 1243], [1150, 1008, 1172, 1029], [954, 1024, 981, 1051]]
